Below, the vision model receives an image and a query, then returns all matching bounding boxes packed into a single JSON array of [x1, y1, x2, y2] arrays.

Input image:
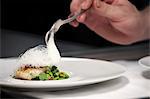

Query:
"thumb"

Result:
[[93, 0, 124, 21]]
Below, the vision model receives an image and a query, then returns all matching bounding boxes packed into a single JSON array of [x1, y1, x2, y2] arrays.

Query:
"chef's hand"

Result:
[[70, 0, 149, 45]]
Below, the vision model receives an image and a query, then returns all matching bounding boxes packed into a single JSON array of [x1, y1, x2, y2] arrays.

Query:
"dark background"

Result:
[[1, 0, 149, 46]]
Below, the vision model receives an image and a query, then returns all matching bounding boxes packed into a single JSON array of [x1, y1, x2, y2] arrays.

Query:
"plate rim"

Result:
[[138, 56, 150, 68]]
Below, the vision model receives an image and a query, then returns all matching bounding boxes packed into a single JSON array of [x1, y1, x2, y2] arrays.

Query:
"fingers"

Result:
[[77, 13, 87, 22], [68, 13, 79, 27], [70, 13, 87, 27], [70, 0, 82, 13], [70, 21, 79, 27], [78, 0, 92, 22], [70, 0, 93, 27], [93, 0, 120, 21], [81, 0, 93, 10], [70, 0, 92, 13]]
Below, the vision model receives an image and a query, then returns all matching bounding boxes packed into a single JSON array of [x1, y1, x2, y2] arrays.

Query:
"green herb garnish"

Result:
[[39, 73, 50, 80], [32, 66, 69, 81]]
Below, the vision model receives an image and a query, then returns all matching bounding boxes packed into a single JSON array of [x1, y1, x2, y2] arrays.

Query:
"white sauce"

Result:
[[19, 20, 62, 66], [46, 30, 61, 66], [18, 45, 52, 66]]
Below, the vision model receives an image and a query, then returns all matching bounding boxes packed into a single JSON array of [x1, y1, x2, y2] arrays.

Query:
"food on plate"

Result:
[[12, 44, 68, 81], [13, 19, 66, 81], [14, 65, 69, 80]]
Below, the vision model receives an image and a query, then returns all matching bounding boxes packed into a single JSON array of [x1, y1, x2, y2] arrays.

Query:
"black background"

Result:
[[1, 0, 149, 46]]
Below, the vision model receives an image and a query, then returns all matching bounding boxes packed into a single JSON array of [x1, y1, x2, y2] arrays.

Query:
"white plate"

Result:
[[138, 56, 150, 68], [0, 57, 126, 91]]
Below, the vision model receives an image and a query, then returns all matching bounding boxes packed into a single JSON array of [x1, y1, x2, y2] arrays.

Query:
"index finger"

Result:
[[70, 0, 92, 13], [70, 0, 84, 13]]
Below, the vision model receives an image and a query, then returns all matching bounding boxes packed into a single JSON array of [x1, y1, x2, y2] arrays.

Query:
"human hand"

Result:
[[70, 0, 148, 45]]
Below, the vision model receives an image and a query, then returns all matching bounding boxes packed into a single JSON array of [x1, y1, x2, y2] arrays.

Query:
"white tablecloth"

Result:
[[2, 60, 150, 99]]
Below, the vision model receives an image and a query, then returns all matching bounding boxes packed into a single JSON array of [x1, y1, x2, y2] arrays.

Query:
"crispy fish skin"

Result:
[[15, 66, 47, 80]]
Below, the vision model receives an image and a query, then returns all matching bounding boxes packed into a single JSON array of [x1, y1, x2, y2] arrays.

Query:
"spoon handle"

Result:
[[62, 9, 85, 24]]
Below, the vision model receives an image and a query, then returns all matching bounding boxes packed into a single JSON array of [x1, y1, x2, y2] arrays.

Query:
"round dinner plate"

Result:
[[138, 56, 150, 68], [0, 57, 126, 91]]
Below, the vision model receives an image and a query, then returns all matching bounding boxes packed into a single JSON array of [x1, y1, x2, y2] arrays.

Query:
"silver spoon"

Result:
[[45, 9, 85, 44]]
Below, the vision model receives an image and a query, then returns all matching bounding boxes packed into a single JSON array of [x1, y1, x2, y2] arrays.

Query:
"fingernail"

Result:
[[96, 0, 100, 8]]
